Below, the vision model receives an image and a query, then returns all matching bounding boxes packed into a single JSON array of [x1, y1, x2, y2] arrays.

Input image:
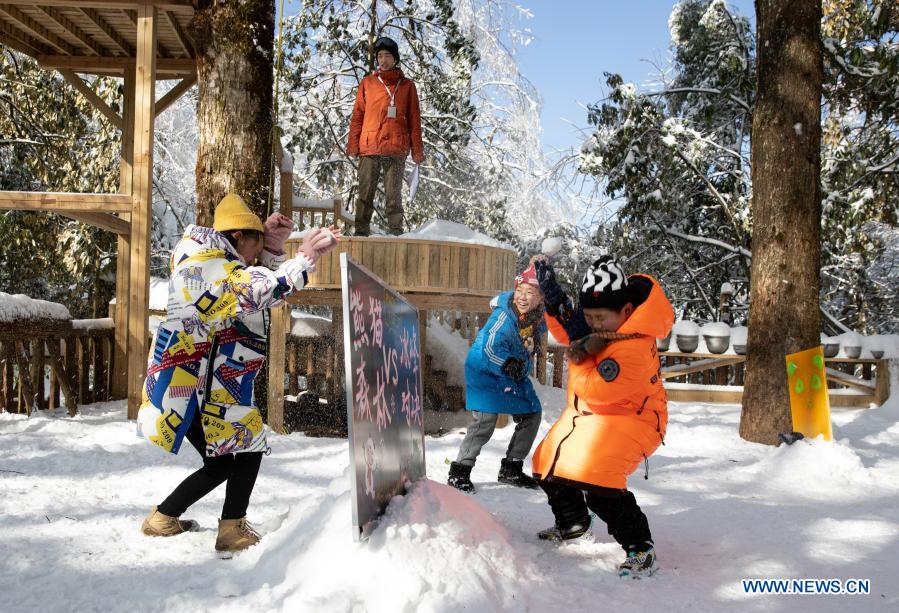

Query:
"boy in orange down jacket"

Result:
[[531, 255, 673, 578]]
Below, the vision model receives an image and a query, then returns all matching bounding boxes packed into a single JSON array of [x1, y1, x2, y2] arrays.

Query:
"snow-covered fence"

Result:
[[0, 320, 116, 416]]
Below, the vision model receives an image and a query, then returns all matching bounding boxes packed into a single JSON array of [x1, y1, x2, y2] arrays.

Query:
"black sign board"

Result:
[[340, 253, 426, 540]]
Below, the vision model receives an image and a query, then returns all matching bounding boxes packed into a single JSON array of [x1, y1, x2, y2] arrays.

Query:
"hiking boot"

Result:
[[538, 516, 592, 541], [140, 506, 198, 537], [215, 517, 261, 553], [618, 543, 657, 578], [497, 458, 539, 489], [447, 461, 475, 493]]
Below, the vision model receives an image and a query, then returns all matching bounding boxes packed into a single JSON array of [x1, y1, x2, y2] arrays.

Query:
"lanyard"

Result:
[[376, 74, 401, 107]]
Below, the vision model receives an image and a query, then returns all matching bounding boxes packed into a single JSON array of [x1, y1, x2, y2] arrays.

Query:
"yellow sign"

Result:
[[785, 346, 833, 441]]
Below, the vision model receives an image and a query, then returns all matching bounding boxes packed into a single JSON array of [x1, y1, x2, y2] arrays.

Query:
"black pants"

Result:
[[157, 413, 263, 520], [539, 479, 652, 551]]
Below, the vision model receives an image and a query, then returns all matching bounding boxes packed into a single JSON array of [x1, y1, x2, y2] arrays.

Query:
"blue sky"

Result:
[[514, 0, 755, 154]]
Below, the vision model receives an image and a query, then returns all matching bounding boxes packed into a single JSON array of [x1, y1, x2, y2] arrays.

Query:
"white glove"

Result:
[[276, 253, 315, 289]]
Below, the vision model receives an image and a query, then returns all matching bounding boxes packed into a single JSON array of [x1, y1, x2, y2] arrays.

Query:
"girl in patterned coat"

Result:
[[138, 193, 340, 552]]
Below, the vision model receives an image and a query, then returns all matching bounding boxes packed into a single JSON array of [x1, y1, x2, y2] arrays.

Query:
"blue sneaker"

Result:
[[618, 544, 657, 578]]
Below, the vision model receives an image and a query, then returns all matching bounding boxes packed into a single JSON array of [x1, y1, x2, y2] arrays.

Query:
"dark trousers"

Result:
[[355, 155, 406, 235], [539, 479, 652, 551], [157, 413, 263, 520]]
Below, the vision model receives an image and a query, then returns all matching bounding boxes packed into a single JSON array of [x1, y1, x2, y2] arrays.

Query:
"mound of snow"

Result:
[[401, 220, 511, 249], [700, 322, 730, 337], [672, 319, 700, 336]]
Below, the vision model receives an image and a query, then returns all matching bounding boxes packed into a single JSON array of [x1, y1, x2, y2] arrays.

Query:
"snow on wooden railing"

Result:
[[0, 318, 117, 416]]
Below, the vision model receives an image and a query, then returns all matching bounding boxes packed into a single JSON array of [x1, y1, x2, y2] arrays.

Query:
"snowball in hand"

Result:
[[541, 237, 562, 257]]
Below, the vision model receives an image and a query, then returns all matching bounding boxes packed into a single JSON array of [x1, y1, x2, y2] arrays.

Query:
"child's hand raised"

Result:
[[566, 334, 607, 364]]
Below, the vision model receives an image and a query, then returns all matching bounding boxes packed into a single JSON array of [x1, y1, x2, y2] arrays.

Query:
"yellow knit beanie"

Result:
[[213, 193, 264, 233]]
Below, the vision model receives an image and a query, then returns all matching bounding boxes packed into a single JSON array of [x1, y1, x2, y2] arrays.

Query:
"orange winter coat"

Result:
[[347, 68, 424, 163], [532, 275, 674, 490]]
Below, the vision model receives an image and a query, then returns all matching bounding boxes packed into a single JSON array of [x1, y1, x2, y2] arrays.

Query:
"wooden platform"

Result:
[[284, 236, 516, 311]]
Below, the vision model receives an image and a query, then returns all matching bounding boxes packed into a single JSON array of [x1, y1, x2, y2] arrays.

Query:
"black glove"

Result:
[[558, 303, 592, 342], [535, 260, 567, 316], [567, 334, 607, 364], [501, 357, 526, 380]]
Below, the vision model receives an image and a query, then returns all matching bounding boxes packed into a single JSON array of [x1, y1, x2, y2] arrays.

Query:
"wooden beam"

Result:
[[0, 18, 50, 56], [58, 69, 123, 130], [38, 54, 195, 76], [78, 7, 134, 56], [112, 66, 134, 400], [164, 9, 192, 57], [36, 6, 105, 56], [122, 8, 174, 58], [661, 357, 746, 380], [154, 74, 194, 116], [0, 191, 133, 212], [126, 3, 155, 420], [825, 367, 876, 392], [3, 1, 193, 8], [0, 30, 43, 56], [58, 211, 130, 235], [0, 4, 77, 55]]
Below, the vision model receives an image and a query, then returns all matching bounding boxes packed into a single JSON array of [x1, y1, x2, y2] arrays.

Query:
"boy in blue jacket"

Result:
[[447, 263, 545, 493]]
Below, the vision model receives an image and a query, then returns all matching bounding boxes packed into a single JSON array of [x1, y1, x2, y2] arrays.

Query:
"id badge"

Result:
[[387, 104, 397, 119]]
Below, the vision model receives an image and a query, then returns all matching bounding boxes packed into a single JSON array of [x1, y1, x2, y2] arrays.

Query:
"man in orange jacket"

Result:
[[347, 36, 424, 236], [531, 255, 674, 578]]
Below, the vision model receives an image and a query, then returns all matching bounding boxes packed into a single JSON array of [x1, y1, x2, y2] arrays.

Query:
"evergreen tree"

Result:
[[0, 49, 120, 318]]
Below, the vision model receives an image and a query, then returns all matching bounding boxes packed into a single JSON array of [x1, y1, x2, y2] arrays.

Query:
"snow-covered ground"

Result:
[[2, 371, 899, 612]]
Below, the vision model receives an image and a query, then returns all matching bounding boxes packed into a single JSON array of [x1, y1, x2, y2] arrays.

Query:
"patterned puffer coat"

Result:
[[137, 225, 310, 457]]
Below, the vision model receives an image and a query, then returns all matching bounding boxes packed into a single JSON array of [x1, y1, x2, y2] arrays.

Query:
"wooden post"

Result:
[[267, 304, 288, 432], [77, 335, 89, 404], [112, 67, 135, 400], [127, 6, 156, 419], [332, 308, 344, 407], [536, 332, 547, 385], [287, 339, 299, 396], [32, 339, 46, 411], [874, 360, 890, 407], [15, 341, 34, 416], [47, 341, 77, 416], [266, 149, 295, 432]]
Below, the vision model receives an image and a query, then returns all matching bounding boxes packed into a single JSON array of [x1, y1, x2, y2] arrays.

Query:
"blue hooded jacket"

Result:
[[464, 291, 544, 415]]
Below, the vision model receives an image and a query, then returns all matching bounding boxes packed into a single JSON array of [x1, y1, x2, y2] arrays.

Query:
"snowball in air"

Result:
[[541, 237, 562, 257]]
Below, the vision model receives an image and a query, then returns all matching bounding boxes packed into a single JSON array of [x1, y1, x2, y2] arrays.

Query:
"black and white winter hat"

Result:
[[579, 255, 630, 309]]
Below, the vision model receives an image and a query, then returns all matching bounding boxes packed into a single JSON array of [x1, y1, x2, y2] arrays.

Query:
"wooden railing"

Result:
[[421, 313, 893, 409], [0, 320, 117, 415]]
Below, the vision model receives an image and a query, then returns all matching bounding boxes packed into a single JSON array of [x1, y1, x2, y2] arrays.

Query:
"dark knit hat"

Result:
[[374, 36, 399, 63], [579, 255, 631, 310]]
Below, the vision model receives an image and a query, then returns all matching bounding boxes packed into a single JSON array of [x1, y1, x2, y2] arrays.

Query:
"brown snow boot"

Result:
[[215, 517, 261, 552], [141, 506, 198, 537]]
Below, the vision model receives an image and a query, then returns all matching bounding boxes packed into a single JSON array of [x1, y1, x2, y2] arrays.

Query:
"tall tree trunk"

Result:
[[741, 0, 823, 445], [190, 0, 276, 416], [191, 0, 275, 225]]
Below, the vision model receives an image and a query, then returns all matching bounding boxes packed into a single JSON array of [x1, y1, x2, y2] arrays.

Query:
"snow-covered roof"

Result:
[[0, 292, 71, 322]]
